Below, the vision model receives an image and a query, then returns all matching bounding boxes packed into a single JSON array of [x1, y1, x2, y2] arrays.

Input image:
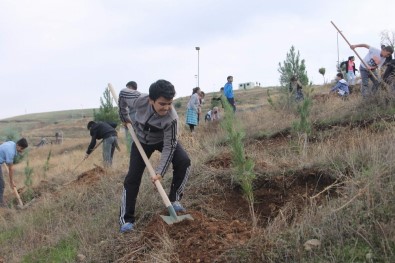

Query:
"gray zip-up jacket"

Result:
[[118, 89, 178, 176]]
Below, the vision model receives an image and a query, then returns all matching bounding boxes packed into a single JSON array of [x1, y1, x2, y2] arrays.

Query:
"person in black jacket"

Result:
[[85, 121, 119, 167], [382, 59, 395, 90]]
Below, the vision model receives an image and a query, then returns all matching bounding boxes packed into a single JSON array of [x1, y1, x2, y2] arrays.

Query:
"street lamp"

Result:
[[195, 47, 200, 87]]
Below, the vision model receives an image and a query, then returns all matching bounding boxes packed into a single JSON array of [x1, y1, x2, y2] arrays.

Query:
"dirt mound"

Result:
[[75, 166, 105, 185], [63, 166, 106, 188], [210, 169, 337, 226], [119, 210, 252, 262], [113, 168, 337, 262], [205, 152, 232, 169]]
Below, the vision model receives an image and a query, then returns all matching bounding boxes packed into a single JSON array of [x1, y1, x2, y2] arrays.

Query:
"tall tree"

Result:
[[380, 30, 395, 48], [93, 88, 119, 123], [278, 46, 309, 86], [319, 67, 326, 84]]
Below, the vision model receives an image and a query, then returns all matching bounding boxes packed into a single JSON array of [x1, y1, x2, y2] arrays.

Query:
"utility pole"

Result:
[[195, 47, 200, 87]]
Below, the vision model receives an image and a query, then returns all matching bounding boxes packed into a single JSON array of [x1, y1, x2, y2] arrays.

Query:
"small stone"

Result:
[[303, 239, 321, 251], [76, 254, 86, 262], [366, 252, 373, 262]]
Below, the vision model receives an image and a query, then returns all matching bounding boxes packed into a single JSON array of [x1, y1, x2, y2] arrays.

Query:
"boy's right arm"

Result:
[[119, 90, 141, 124], [330, 82, 340, 93], [7, 164, 16, 188], [350, 44, 370, 50], [86, 135, 97, 155]]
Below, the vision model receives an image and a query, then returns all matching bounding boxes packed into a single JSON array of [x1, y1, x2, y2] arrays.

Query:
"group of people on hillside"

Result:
[[289, 43, 394, 101], [4, 40, 393, 236], [332, 43, 394, 98], [185, 75, 236, 133]]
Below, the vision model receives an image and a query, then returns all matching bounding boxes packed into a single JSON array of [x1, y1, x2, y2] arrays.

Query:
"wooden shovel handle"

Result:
[[108, 83, 172, 208], [331, 20, 387, 88], [3, 163, 24, 207], [13, 187, 24, 207]]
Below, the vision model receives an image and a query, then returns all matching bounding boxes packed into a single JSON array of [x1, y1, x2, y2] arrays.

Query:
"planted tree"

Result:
[[380, 30, 395, 48], [43, 149, 52, 178], [174, 100, 182, 109], [24, 157, 34, 201], [221, 98, 257, 229], [292, 88, 313, 157], [93, 88, 119, 123], [319, 67, 326, 84], [278, 45, 309, 87], [1, 127, 20, 142]]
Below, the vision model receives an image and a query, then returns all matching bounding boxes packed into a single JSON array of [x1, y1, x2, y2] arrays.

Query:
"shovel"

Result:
[[108, 83, 193, 224], [12, 186, 24, 208], [331, 21, 390, 90], [72, 139, 103, 173]]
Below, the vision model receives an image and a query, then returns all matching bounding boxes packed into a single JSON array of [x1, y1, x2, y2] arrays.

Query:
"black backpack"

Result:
[[339, 61, 347, 70]]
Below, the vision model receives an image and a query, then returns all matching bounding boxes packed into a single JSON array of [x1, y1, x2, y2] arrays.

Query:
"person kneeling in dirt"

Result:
[[118, 79, 191, 233], [289, 75, 304, 101], [330, 73, 350, 99], [0, 138, 28, 207], [85, 121, 119, 167], [204, 106, 220, 122]]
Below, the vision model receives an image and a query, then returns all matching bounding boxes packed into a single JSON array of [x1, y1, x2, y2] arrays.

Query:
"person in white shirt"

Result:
[[350, 44, 393, 96]]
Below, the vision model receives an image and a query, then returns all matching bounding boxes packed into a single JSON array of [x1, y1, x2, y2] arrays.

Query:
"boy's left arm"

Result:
[[156, 119, 178, 177]]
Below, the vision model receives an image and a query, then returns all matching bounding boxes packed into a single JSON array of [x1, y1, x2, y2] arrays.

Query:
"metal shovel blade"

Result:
[[160, 205, 194, 225]]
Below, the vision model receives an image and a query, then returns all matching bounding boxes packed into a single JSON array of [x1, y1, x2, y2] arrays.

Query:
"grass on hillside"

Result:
[[0, 86, 394, 262]]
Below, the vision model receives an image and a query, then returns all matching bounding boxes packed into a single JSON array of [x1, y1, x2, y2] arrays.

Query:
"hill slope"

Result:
[[1, 86, 394, 262]]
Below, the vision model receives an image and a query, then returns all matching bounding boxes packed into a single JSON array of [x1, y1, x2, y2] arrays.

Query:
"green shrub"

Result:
[[24, 157, 34, 201], [221, 99, 257, 228], [174, 100, 182, 109]]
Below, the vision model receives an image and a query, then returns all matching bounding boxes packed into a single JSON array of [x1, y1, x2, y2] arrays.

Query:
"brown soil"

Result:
[[71, 165, 105, 186], [3, 132, 338, 262], [205, 152, 232, 169], [115, 167, 337, 262]]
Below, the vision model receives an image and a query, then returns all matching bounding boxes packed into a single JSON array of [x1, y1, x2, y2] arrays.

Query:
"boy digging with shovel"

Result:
[[0, 138, 28, 208], [118, 79, 191, 233]]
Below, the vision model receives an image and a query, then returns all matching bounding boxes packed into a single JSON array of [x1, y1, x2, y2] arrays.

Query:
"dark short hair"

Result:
[[87, 121, 96, 130], [220, 87, 224, 91], [383, 45, 394, 54], [348, 56, 354, 60], [17, 138, 28, 149], [337, 72, 344, 79], [227, 76, 233, 81], [192, 87, 200, 94], [290, 75, 298, 81], [126, 81, 137, 90], [149, 79, 176, 101]]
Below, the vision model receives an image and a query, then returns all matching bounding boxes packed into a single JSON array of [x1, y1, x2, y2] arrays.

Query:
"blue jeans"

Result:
[[0, 166, 4, 206], [347, 71, 356, 85], [360, 66, 380, 97], [103, 136, 118, 167], [227, 97, 236, 112]]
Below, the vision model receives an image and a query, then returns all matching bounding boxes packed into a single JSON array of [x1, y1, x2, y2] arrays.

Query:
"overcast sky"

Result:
[[0, 0, 393, 119]]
